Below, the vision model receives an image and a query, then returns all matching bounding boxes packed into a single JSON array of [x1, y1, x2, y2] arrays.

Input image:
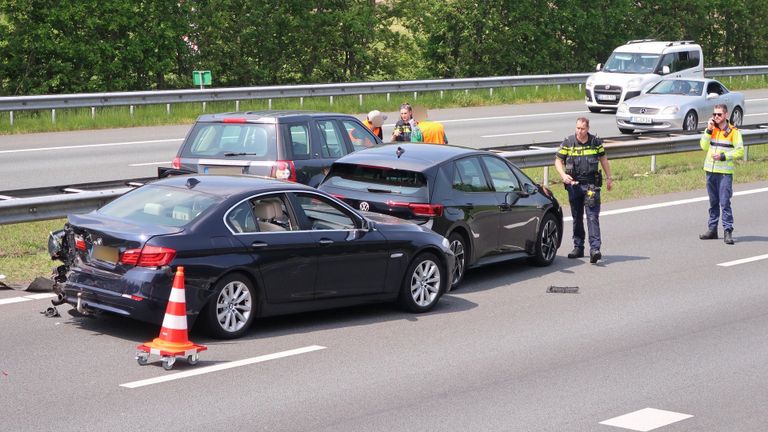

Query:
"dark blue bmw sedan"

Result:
[[49, 175, 454, 339]]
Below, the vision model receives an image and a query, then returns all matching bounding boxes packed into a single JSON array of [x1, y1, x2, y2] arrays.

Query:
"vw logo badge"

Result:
[[359, 202, 370, 211]]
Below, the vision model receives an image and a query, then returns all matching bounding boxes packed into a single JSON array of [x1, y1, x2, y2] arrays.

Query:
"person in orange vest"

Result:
[[417, 120, 448, 144], [363, 110, 387, 140]]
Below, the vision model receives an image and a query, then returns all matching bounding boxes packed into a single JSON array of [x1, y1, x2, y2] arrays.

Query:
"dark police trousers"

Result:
[[566, 183, 602, 252]]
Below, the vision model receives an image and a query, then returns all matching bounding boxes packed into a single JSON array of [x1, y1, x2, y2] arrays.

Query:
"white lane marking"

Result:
[[599, 407, 692, 431], [482, 130, 552, 138], [120, 345, 327, 388], [128, 161, 171, 167], [0, 293, 55, 305], [744, 112, 768, 116], [0, 138, 183, 155], [564, 186, 768, 222], [718, 253, 768, 267], [383, 110, 588, 128]]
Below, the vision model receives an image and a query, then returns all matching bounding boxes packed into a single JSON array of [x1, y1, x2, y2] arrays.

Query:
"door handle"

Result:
[[251, 241, 268, 248], [318, 239, 334, 245]]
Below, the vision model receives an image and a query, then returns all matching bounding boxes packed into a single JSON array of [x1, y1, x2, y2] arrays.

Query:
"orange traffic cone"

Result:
[[136, 266, 206, 369]]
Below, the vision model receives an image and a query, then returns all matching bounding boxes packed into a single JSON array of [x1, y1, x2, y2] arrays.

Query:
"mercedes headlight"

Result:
[[661, 105, 679, 115], [617, 103, 629, 114]]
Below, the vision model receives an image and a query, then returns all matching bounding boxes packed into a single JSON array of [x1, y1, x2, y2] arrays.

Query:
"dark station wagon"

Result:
[[161, 111, 384, 187]]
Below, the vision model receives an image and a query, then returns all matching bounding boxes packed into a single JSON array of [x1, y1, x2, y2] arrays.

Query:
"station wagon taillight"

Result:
[[271, 160, 297, 182], [388, 201, 444, 217], [171, 156, 181, 169], [120, 245, 176, 267]]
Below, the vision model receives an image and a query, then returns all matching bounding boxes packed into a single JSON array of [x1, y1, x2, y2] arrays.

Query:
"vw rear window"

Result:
[[325, 163, 428, 197], [182, 123, 277, 160], [98, 185, 224, 227]]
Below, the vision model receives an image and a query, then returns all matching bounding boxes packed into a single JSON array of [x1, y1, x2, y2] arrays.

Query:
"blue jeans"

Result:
[[566, 184, 602, 252], [705, 172, 734, 232]]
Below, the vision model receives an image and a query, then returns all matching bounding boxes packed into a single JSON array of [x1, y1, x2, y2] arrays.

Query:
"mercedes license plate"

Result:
[[630, 116, 653, 124]]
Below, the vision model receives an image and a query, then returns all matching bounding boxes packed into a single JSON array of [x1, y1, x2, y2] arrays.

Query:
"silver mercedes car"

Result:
[[615, 78, 745, 134]]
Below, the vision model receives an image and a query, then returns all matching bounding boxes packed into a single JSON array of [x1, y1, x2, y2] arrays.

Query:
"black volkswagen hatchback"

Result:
[[318, 144, 563, 288], [48, 175, 453, 339]]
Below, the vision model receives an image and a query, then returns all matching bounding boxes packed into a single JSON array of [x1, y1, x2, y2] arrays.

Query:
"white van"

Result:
[[585, 40, 704, 112]]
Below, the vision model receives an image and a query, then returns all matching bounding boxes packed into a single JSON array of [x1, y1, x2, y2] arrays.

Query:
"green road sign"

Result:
[[193, 70, 212, 86]]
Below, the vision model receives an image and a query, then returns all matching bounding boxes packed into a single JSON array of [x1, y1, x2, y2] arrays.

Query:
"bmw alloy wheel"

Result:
[[216, 280, 252, 333], [410, 258, 441, 307]]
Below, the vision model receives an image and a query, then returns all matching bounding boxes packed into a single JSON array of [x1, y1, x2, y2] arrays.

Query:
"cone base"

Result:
[[137, 338, 207, 357]]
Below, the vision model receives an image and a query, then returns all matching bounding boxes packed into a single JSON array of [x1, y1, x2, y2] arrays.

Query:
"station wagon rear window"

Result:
[[182, 123, 277, 160], [324, 163, 428, 197]]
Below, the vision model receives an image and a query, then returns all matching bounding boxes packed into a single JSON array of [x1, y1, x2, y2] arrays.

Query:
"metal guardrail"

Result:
[[1, 66, 767, 112], [1, 130, 766, 225]]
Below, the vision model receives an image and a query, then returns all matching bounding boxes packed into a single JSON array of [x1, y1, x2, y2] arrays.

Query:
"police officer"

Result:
[[554, 117, 614, 264]]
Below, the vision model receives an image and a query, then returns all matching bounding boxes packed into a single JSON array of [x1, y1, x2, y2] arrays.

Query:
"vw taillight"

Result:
[[120, 245, 176, 267], [387, 201, 443, 217]]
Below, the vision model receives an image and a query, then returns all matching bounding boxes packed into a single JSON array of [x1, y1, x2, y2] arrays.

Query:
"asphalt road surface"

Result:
[[2, 181, 767, 431], [1, 90, 768, 190]]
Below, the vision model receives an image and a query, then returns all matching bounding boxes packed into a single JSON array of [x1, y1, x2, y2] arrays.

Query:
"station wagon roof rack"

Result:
[[666, 40, 696, 46]]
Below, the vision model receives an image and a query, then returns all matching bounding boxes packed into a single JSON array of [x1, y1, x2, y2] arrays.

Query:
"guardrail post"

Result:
[[130, 105, 134, 117], [268, 99, 272, 110], [235, 100, 240, 111], [299, 97, 303, 108], [440, 90, 443, 99], [9, 111, 13, 126], [330, 95, 334, 106], [91, 107, 96, 119], [579, 84, 582, 92], [650, 155, 657, 172], [744, 146, 749, 161], [166, 104, 171, 115], [413, 91, 418, 100], [52, 109, 56, 123], [359, 94, 363, 106], [489, 88, 493, 97], [386, 93, 390, 102], [543, 166, 549, 186]]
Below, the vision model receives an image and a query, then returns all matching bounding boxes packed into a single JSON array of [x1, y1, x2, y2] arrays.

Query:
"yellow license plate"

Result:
[[92, 245, 119, 264]]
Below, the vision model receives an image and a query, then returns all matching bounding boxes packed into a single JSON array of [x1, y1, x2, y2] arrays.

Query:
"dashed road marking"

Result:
[[599, 407, 693, 431], [0, 138, 183, 154], [718, 253, 768, 267], [120, 345, 327, 389], [0, 293, 56, 305]]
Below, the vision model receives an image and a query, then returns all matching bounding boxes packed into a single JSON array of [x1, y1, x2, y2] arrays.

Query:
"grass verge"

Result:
[[1, 143, 765, 287]]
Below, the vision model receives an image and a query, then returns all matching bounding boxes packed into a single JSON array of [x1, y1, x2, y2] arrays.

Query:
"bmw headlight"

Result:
[[661, 105, 679, 115], [617, 103, 629, 114]]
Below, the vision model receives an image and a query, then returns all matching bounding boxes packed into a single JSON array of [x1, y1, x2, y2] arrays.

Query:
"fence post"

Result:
[[650, 155, 657, 172], [359, 94, 363, 106], [52, 109, 56, 123], [130, 105, 134, 117], [543, 166, 549, 186], [9, 111, 13, 126], [166, 104, 171, 115], [330, 95, 334, 106], [268, 99, 272, 110], [91, 107, 96, 119], [299, 97, 303, 108], [489, 88, 493, 97]]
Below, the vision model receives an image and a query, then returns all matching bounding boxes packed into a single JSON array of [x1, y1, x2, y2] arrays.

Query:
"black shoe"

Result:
[[724, 230, 734, 245], [590, 251, 602, 264], [567, 248, 584, 258], [699, 230, 718, 240]]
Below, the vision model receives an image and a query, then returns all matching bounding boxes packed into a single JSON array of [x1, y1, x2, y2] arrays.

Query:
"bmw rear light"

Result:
[[74, 235, 86, 251], [271, 160, 297, 182], [120, 245, 176, 267], [171, 156, 181, 169], [388, 201, 443, 217]]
